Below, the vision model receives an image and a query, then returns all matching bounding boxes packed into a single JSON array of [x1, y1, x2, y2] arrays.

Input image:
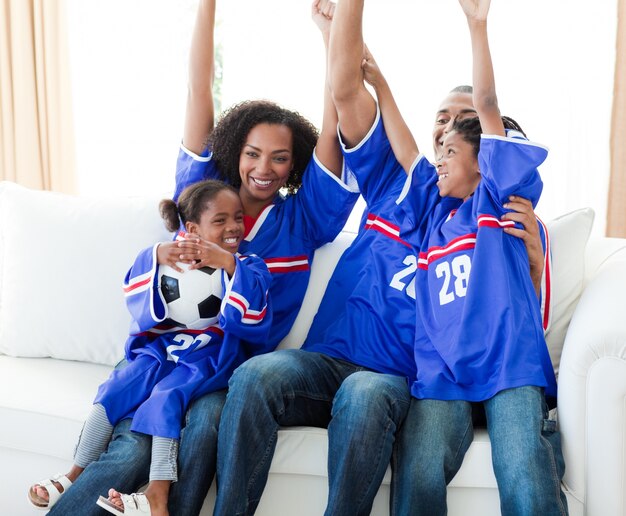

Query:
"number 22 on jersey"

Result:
[[389, 255, 417, 300]]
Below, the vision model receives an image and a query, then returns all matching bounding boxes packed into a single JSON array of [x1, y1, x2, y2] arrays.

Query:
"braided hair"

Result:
[[159, 179, 239, 233], [451, 115, 527, 158], [208, 100, 319, 194]]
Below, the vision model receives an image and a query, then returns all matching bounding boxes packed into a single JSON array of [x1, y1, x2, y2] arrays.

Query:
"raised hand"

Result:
[[458, 0, 491, 22], [312, 0, 336, 35]]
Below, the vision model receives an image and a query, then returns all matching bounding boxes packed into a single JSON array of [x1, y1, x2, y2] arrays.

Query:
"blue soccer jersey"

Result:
[[95, 247, 272, 439], [398, 131, 557, 403], [174, 146, 360, 347], [303, 110, 421, 378]]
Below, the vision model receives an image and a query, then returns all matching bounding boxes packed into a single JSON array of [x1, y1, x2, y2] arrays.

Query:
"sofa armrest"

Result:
[[557, 261, 626, 515]]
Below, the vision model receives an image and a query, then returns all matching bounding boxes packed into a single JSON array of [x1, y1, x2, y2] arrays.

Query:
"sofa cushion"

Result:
[[544, 207, 594, 375], [0, 181, 171, 365], [0, 355, 111, 460]]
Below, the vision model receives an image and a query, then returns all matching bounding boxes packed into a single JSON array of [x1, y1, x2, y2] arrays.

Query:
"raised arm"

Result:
[[460, 0, 504, 137], [311, 0, 343, 177], [461, 0, 544, 296], [328, 0, 377, 147], [361, 48, 419, 174], [182, 0, 217, 155]]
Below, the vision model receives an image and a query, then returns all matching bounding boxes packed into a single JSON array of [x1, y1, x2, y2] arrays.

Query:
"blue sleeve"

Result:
[[289, 151, 360, 249], [219, 255, 273, 351], [478, 134, 548, 209], [395, 155, 441, 231], [123, 245, 167, 333], [174, 145, 219, 201], [339, 107, 408, 210]]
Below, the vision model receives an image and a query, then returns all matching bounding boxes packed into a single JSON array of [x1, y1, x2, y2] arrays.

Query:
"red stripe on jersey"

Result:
[[123, 277, 151, 294], [137, 325, 225, 337], [245, 306, 267, 321], [263, 255, 310, 273], [478, 215, 515, 228], [364, 213, 412, 248], [477, 215, 516, 229], [537, 215, 552, 331], [418, 234, 477, 269], [227, 294, 268, 322]]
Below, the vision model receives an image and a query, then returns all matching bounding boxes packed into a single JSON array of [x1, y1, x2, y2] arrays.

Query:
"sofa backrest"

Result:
[[0, 181, 605, 376], [277, 231, 356, 350], [0, 180, 359, 366], [0, 181, 171, 366]]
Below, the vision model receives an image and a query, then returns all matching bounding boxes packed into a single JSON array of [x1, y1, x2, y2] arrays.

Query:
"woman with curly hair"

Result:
[[36, 1, 359, 515]]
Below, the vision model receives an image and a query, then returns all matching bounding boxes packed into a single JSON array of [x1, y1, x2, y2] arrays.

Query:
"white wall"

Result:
[[67, 0, 617, 235]]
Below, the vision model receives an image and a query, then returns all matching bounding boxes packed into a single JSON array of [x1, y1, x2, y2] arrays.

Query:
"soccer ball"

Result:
[[158, 263, 224, 329]]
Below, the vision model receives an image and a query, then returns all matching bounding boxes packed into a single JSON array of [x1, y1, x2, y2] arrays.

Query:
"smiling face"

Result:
[[238, 123, 295, 212], [436, 130, 481, 201], [186, 189, 245, 253], [432, 92, 477, 160]]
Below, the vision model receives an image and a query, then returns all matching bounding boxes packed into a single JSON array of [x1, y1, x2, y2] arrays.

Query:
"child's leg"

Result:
[[391, 397, 473, 516], [484, 386, 568, 516], [150, 436, 179, 483], [74, 403, 115, 467], [104, 436, 177, 516], [29, 403, 113, 506]]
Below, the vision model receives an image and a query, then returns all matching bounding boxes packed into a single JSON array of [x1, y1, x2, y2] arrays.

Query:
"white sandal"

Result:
[[27, 473, 72, 510], [96, 492, 152, 515]]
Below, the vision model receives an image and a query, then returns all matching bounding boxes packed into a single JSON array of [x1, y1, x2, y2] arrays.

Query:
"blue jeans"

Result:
[[214, 349, 411, 516], [392, 386, 568, 516], [48, 390, 226, 516]]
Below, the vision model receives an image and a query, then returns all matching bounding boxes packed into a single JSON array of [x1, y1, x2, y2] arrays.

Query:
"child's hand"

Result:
[[361, 47, 383, 90], [184, 233, 237, 276], [458, 0, 491, 22], [312, 0, 335, 35], [156, 241, 193, 272]]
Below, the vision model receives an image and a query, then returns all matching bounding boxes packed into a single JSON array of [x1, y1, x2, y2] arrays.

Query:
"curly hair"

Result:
[[207, 100, 319, 195], [451, 115, 527, 158], [159, 179, 239, 233]]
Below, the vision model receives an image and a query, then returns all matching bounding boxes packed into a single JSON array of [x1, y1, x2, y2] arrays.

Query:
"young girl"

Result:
[[28, 179, 272, 516], [356, 0, 567, 513]]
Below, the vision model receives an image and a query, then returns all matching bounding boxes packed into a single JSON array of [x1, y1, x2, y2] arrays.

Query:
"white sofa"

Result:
[[1, 180, 625, 516]]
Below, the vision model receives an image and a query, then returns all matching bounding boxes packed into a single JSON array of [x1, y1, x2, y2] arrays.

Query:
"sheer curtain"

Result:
[[0, 0, 75, 192], [608, 0, 626, 237]]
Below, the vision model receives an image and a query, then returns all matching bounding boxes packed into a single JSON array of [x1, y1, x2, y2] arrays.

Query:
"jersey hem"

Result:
[[338, 104, 381, 155], [312, 150, 359, 193], [180, 143, 212, 162]]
